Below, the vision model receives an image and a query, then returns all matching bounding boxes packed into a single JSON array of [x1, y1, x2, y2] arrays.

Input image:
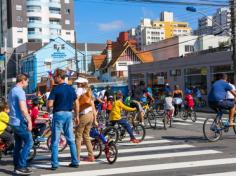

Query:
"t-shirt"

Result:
[[30, 106, 39, 128], [48, 83, 77, 113], [0, 112, 9, 134], [8, 86, 27, 126], [226, 83, 236, 99], [76, 88, 93, 115], [185, 94, 194, 108], [208, 80, 233, 102], [164, 97, 174, 110]]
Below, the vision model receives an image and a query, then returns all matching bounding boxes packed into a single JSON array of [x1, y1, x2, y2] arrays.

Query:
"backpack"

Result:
[[79, 89, 92, 112]]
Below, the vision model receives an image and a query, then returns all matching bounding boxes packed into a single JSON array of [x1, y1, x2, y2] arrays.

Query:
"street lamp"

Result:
[[186, 6, 231, 37]]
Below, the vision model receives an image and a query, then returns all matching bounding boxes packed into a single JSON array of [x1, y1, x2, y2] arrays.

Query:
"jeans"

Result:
[[51, 111, 78, 167], [12, 122, 33, 169], [110, 118, 135, 139]]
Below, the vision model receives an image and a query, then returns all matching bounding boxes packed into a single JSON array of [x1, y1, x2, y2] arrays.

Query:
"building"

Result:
[[128, 49, 233, 102], [142, 35, 230, 61], [194, 16, 213, 35], [212, 7, 231, 36], [91, 32, 154, 82], [5, 0, 74, 48], [195, 7, 231, 36], [20, 37, 84, 93], [128, 12, 192, 50], [0, 0, 8, 48]]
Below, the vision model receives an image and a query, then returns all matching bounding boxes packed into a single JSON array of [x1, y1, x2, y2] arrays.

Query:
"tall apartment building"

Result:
[[195, 16, 213, 35], [6, 0, 74, 48], [195, 7, 231, 36], [128, 12, 191, 50]]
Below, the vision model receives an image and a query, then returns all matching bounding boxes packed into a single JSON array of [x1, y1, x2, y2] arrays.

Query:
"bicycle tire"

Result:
[[233, 115, 236, 134], [147, 112, 157, 129], [103, 126, 119, 144], [92, 139, 102, 159], [191, 111, 197, 122], [180, 111, 188, 120], [203, 117, 222, 142], [105, 142, 118, 164], [47, 133, 68, 152], [133, 124, 146, 141], [0, 151, 2, 161], [27, 147, 36, 162]]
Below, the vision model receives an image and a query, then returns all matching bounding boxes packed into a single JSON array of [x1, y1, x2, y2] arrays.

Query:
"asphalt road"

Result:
[[1, 112, 236, 176]]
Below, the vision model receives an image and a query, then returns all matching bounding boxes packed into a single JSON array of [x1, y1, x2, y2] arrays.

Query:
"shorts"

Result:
[[130, 100, 144, 112], [209, 100, 235, 112]]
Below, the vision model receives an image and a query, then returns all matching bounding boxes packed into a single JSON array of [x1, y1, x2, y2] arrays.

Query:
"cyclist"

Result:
[[109, 91, 140, 143], [208, 73, 236, 126], [164, 92, 175, 117], [184, 89, 195, 112], [173, 85, 183, 116]]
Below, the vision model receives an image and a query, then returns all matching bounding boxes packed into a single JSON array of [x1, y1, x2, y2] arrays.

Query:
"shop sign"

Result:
[[157, 76, 165, 85], [51, 52, 67, 59]]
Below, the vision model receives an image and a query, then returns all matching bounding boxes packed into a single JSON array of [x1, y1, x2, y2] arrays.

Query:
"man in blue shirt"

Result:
[[8, 74, 33, 175], [48, 69, 79, 170], [208, 74, 236, 126]]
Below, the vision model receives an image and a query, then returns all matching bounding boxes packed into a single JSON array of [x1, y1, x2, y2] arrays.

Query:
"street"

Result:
[[1, 112, 236, 176]]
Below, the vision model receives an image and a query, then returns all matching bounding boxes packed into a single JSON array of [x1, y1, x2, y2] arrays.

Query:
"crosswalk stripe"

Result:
[[32, 149, 220, 169], [34, 144, 194, 160], [156, 122, 191, 126], [117, 139, 171, 146], [193, 171, 236, 176], [41, 157, 236, 176]]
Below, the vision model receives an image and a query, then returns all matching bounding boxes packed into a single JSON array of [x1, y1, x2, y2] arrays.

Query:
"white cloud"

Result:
[[97, 20, 125, 32]]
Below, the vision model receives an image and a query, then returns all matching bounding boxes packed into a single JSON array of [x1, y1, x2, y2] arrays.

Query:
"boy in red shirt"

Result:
[[184, 89, 195, 110], [31, 98, 49, 141]]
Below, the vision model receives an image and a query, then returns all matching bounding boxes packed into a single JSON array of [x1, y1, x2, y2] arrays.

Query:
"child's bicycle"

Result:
[[181, 107, 197, 122], [162, 109, 174, 129], [90, 125, 118, 164]]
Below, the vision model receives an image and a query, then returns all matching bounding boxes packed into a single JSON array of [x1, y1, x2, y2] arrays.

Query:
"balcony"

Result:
[[49, 0, 61, 9], [27, 0, 42, 7], [49, 22, 61, 29], [28, 21, 43, 28], [28, 32, 42, 39]]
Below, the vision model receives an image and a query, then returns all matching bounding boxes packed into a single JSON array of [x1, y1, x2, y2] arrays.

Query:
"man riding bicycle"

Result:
[[208, 73, 236, 126]]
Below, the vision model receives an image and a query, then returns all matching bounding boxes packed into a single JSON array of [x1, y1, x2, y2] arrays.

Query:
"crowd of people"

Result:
[[1, 69, 236, 175]]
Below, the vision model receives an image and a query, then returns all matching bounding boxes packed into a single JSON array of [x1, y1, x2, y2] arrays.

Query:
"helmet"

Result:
[[185, 89, 192, 95], [32, 97, 40, 105]]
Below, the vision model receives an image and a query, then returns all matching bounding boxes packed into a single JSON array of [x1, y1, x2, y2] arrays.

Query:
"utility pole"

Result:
[[230, 0, 236, 74], [74, 31, 79, 76], [4, 37, 7, 99]]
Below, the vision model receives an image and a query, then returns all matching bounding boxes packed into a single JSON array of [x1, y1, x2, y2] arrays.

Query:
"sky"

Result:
[[74, 0, 223, 43]]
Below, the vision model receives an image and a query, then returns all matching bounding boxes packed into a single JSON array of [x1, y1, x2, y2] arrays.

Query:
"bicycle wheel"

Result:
[[27, 147, 36, 162], [203, 117, 222, 142], [233, 115, 236, 134], [47, 133, 68, 152], [105, 142, 118, 164], [92, 139, 102, 159], [180, 111, 188, 120], [147, 112, 157, 129], [0, 151, 2, 161], [103, 126, 119, 144], [133, 124, 146, 141], [191, 111, 197, 122]]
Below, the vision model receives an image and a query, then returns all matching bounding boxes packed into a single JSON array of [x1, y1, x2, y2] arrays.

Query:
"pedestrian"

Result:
[[8, 73, 33, 175], [74, 77, 97, 162], [47, 69, 79, 170]]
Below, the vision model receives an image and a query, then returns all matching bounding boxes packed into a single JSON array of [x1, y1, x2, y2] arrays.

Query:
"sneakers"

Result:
[[14, 168, 32, 175], [51, 166, 58, 170], [68, 163, 79, 168], [130, 138, 141, 143], [83, 156, 95, 162]]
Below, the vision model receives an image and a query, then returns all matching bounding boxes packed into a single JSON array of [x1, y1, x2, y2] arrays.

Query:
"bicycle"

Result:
[[181, 107, 197, 122], [162, 109, 174, 129], [90, 126, 118, 164], [203, 107, 236, 142]]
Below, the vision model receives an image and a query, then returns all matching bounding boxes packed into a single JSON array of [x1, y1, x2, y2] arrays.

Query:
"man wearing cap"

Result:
[[47, 69, 79, 170], [74, 77, 97, 162]]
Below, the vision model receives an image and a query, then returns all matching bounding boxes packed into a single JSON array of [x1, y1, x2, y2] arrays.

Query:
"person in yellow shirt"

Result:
[[0, 101, 14, 153], [109, 91, 140, 143]]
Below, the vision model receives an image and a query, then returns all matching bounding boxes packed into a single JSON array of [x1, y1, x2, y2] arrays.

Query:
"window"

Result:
[[65, 0, 70, 3], [17, 38, 23, 44], [66, 32, 71, 35], [16, 5, 22, 11], [65, 9, 70, 14], [17, 28, 23, 32], [61, 44, 65, 49], [185, 45, 194, 52], [65, 20, 70, 25], [16, 16, 23, 22]]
